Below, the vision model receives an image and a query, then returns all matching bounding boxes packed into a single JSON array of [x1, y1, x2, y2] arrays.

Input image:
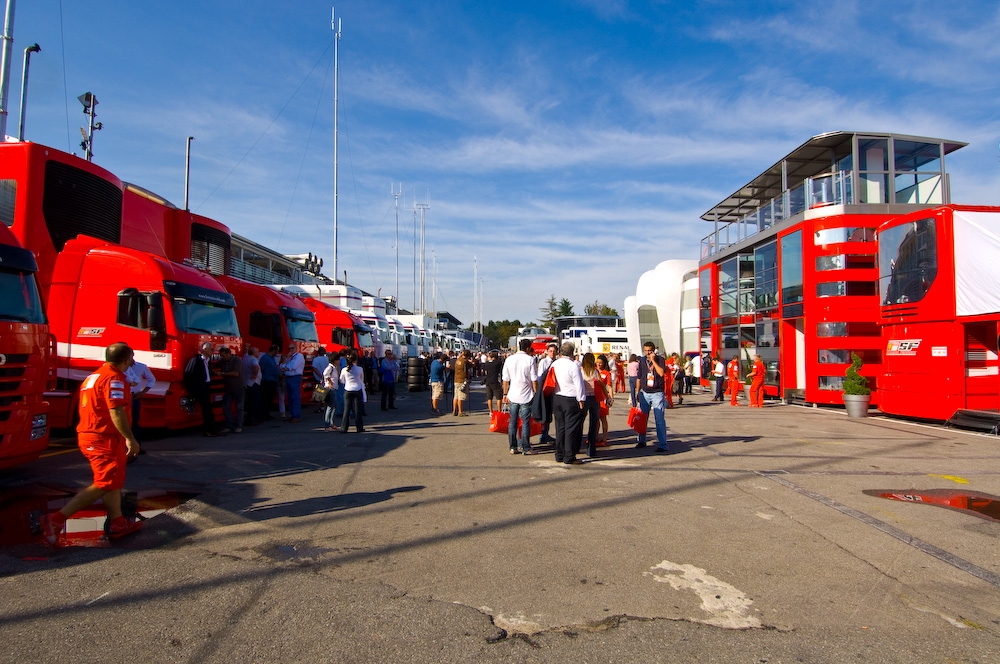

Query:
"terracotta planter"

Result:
[[843, 393, 871, 418]]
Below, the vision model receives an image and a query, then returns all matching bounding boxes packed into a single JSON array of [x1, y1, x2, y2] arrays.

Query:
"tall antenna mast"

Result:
[[331, 7, 341, 283], [473, 256, 478, 334], [416, 202, 429, 315], [391, 182, 401, 313]]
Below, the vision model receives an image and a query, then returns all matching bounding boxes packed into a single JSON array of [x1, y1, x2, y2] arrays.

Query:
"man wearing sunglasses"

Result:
[[635, 342, 669, 453]]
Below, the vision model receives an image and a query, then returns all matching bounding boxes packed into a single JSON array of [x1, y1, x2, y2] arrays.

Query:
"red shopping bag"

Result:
[[489, 408, 510, 433], [627, 406, 647, 434], [527, 418, 543, 437]]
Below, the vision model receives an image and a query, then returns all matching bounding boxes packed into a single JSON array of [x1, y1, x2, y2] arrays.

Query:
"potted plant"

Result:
[[842, 352, 872, 418]]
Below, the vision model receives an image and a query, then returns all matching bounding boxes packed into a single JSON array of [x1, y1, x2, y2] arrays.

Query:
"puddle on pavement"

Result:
[[0, 485, 199, 548], [865, 489, 1000, 523]]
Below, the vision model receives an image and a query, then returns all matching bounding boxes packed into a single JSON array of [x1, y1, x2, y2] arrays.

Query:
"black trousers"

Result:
[[553, 395, 584, 462], [714, 376, 725, 400], [342, 390, 364, 432], [381, 382, 395, 410], [261, 380, 278, 416], [195, 387, 215, 433]]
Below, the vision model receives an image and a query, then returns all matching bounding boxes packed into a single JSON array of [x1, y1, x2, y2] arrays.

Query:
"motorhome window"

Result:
[[780, 230, 803, 316], [814, 227, 876, 245], [816, 281, 877, 298], [0, 268, 46, 324], [878, 218, 937, 306], [816, 254, 877, 271], [0, 179, 15, 226], [173, 298, 240, 336]]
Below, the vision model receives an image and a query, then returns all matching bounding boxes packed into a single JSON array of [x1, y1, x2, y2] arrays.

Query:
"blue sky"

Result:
[[12, 1, 1000, 325]]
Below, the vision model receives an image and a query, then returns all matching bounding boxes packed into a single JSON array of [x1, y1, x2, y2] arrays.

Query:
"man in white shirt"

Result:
[[551, 342, 587, 464], [125, 357, 155, 449], [502, 339, 538, 455], [280, 343, 305, 422], [711, 354, 725, 401]]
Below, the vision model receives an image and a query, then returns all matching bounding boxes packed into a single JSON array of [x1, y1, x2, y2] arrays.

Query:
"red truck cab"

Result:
[[0, 224, 50, 467]]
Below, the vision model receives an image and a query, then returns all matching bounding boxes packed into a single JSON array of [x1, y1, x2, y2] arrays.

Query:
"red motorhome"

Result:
[[46, 236, 242, 428], [216, 276, 321, 391], [0, 224, 51, 467], [878, 205, 1000, 420]]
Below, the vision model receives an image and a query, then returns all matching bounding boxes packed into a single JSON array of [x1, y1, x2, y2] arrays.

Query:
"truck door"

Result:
[[964, 322, 1000, 411]]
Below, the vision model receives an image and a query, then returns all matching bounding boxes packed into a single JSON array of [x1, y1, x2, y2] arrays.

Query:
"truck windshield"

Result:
[[285, 316, 319, 343], [0, 268, 46, 324], [355, 326, 374, 348], [172, 298, 240, 335]]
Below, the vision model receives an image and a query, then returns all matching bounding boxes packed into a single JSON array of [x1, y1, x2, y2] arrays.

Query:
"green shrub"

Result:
[[843, 352, 871, 396]]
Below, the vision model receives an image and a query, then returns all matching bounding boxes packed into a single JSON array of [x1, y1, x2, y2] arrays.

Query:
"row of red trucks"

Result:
[[0, 141, 374, 468]]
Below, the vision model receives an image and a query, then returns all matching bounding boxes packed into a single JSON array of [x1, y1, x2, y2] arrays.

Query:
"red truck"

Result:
[[275, 287, 375, 355], [0, 223, 51, 467], [46, 236, 242, 428]]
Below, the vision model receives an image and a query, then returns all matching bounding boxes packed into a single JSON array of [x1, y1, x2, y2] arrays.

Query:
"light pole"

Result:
[[77, 92, 102, 161], [15, 42, 38, 141]]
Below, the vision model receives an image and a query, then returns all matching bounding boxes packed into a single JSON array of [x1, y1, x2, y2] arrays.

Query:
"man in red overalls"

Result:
[[727, 354, 743, 406], [40, 342, 143, 545], [749, 353, 766, 407]]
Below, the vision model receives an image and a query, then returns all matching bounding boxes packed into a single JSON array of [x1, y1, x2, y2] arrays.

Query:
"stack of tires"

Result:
[[407, 356, 426, 392]]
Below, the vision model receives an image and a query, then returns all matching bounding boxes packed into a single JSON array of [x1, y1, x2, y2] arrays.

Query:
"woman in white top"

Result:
[[339, 350, 367, 433]]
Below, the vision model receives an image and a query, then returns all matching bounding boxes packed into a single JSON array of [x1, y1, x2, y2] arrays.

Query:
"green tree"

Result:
[[557, 298, 575, 317], [583, 300, 619, 316], [539, 294, 557, 332], [482, 319, 523, 349]]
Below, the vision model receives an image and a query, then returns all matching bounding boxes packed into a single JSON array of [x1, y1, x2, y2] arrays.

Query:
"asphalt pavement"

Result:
[[0, 385, 997, 663]]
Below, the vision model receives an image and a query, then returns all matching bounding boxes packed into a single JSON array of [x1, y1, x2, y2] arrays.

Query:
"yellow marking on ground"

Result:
[[927, 474, 970, 484], [39, 448, 78, 458]]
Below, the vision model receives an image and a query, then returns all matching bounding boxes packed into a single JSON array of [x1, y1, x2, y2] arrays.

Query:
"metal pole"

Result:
[[85, 100, 96, 161], [392, 182, 400, 312], [184, 136, 194, 210], [15, 42, 37, 141], [332, 9, 341, 284], [0, 0, 15, 140]]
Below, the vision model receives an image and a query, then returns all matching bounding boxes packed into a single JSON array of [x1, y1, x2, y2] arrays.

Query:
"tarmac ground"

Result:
[[0, 383, 998, 663]]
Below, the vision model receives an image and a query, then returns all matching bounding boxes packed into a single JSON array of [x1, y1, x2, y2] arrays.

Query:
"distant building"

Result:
[[624, 259, 699, 357]]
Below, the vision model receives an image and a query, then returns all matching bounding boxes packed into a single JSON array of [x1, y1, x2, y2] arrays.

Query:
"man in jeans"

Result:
[[635, 341, 670, 453], [502, 339, 538, 454]]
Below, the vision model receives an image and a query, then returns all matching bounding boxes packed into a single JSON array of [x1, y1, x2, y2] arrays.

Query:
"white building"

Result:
[[624, 259, 699, 357]]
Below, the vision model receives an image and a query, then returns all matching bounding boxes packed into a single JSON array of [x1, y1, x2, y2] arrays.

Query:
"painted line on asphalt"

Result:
[[756, 471, 1000, 589]]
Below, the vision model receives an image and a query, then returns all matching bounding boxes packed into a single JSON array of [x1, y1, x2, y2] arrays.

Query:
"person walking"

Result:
[[635, 342, 669, 453], [453, 350, 470, 416], [551, 342, 587, 465], [339, 350, 367, 433], [627, 354, 640, 407], [40, 342, 143, 545], [579, 354, 602, 458], [727, 354, 743, 406], [502, 339, 538, 455], [429, 353, 445, 414], [483, 350, 503, 413], [595, 354, 613, 446], [749, 353, 766, 407]]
